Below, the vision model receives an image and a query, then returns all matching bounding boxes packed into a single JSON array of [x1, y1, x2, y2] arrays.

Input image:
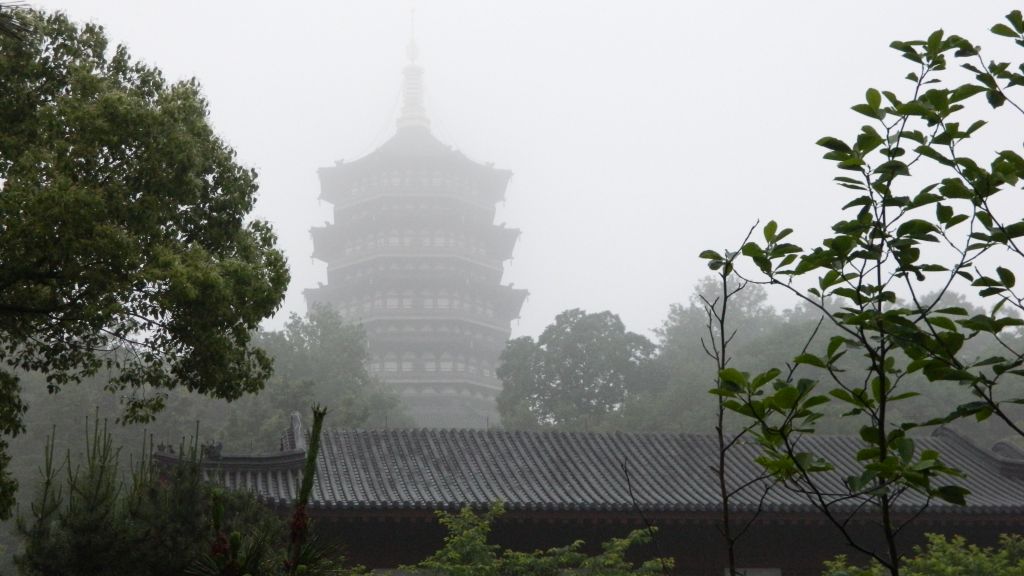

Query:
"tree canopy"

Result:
[[0, 10, 288, 518], [496, 309, 661, 430]]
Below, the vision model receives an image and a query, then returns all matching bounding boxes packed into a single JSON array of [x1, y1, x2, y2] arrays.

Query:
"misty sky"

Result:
[[33, 1, 1024, 338]]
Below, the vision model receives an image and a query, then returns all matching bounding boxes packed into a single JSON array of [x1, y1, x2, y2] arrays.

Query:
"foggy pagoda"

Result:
[[305, 39, 526, 428]]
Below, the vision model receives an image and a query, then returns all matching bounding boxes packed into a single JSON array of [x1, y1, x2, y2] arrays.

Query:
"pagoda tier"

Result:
[[327, 195, 498, 225], [320, 258, 505, 292], [309, 267, 526, 310], [310, 219, 519, 265], [317, 128, 512, 207], [364, 320, 509, 356], [306, 283, 526, 336]]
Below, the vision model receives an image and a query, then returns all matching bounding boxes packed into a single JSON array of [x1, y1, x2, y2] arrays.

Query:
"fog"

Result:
[[33, 0, 1024, 337]]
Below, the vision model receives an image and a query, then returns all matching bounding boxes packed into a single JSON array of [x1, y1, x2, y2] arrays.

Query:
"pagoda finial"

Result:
[[397, 6, 430, 131]]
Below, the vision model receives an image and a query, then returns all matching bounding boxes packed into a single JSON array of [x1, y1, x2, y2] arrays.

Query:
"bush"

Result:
[[823, 534, 1024, 576], [406, 503, 672, 576]]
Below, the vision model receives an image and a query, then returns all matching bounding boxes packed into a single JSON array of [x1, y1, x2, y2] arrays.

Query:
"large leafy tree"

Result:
[[496, 309, 660, 430], [0, 10, 288, 518]]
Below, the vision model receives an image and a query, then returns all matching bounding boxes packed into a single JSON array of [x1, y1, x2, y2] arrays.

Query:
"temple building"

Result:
[[305, 40, 526, 428]]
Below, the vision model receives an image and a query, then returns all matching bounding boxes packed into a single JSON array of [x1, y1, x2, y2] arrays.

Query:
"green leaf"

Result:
[[827, 336, 845, 358], [817, 137, 851, 153], [764, 220, 778, 242], [987, 89, 1007, 108], [896, 219, 937, 237], [997, 267, 1016, 288], [719, 368, 748, 388], [935, 485, 969, 506], [866, 88, 881, 109], [794, 353, 826, 369], [950, 84, 987, 103], [992, 23, 1019, 38], [1009, 10, 1024, 33], [875, 160, 910, 177]]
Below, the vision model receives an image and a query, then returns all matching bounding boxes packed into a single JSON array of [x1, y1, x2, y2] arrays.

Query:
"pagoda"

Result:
[[305, 40, 526, 428]]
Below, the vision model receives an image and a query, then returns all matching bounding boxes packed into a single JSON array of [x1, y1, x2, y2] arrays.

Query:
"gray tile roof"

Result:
[[174, 424, 1024, 517]]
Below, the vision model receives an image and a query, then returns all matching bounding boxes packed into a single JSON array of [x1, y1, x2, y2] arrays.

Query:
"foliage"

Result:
[[15, 419, 285, 576], [406, 503, 671, 576], [249, 306, 407, 439], [823, 534, 1024, 576], [651, 277, 824, 433], [496, 309, 663, 430], [0, 9, 289, 517], [702, 10, 1024, 575], [153, 306, 406, 452]]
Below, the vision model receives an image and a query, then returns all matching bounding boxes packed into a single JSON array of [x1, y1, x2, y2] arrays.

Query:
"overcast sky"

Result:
[[33, 1, 1024, 338]]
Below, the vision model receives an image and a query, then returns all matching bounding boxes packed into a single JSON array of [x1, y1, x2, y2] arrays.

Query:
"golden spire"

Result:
[[397, 7, 430, 131]]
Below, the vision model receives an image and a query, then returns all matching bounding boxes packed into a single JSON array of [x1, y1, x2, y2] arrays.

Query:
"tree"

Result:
[[644, 276, 842, 435], [497, 309, 661, 431], [0, 10, 288, 518], [705, 10, 1024, 576]]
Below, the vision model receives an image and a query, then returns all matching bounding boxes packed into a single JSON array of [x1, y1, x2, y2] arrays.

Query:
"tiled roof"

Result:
[[174, 423, 1024, 517]]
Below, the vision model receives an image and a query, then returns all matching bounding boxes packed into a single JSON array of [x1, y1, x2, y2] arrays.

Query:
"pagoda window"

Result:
[[383, 354, 398, 373], [436, 297, 450, 310], [440, 354, 453, 372], [423, 297, 434, 310], [373, 296, 384, 309], [455, 359, 465, 372], [386, 294, 399, 310], [402, 295, 413, 309], [424, 354, 437, 372], [388, 235, 400, 247], [401, 354, 414, 372]]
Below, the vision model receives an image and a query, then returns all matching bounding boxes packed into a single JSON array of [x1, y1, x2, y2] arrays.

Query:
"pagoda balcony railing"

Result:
[[373, 372, 502, 393], [354, 308, 514, 332], [322, 246, 503, 273], [366, 325, 505, 343], [332, 187, 497, 212]]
